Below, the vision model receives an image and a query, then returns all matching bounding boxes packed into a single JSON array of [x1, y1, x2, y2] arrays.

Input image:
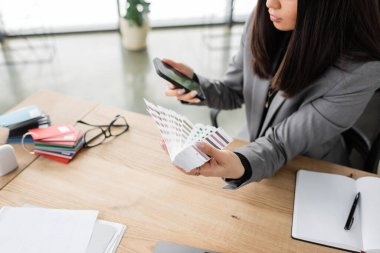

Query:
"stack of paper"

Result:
[[86, 220, 126, 253], [144, 99, 233, 171], [0, 105, 50, 144], [27, 125, 84, 163], [0, 206, 126, 253]]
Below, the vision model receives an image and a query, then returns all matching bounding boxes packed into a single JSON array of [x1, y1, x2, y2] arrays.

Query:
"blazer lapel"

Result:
[[249, 79, 269, 139], [258, 91, 286, 137]]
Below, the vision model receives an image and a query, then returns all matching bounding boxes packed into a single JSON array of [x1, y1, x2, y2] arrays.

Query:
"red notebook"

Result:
[[37, 153, 70, 164], [29, 125, 75, 141], [36, 130, 83, 145]]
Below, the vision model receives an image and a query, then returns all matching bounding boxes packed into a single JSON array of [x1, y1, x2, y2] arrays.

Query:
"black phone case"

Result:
[[153, 58, 205, 101]]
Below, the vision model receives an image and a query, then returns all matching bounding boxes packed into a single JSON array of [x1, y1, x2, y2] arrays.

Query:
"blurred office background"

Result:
[[0, 0, 254, 136], [0, 0, 378, 173]]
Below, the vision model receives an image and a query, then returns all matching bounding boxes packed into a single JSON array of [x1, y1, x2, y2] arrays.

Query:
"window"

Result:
[[149, 0, 227, 26], [234, 0, 257, 21], [0, 0, 118, 34], [0, 0, 254, 35]]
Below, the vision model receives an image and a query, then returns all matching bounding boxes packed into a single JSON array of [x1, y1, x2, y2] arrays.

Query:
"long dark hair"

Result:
[[251, 0, 380, 97]]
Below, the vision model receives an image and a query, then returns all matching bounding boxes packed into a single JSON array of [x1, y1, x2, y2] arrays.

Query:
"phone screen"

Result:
[[154, 58, 205, 99], [165, 68, 202, 94]]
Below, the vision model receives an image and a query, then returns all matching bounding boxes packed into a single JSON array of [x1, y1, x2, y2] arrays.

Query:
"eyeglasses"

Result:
[[77, 115, 129, 148]]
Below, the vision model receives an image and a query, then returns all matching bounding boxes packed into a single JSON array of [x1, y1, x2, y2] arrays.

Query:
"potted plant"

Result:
[[119, 0, 150, 51]]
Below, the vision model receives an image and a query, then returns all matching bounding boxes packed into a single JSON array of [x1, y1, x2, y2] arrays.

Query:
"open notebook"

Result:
[[144, 99, 232, 171], [292, 170, 380, 252]]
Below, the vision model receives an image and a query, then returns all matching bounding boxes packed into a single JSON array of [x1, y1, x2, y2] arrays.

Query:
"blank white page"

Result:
[[356, 177, 380, 252], [0, 207, 98, 253], [292, 170, 362, 251]]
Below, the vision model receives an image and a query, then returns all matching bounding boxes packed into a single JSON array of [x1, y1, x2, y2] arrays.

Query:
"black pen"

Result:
[[344, 192, 361, 230]]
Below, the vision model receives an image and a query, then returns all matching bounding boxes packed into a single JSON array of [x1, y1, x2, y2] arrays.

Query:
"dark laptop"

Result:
[[153, 241, 220, 253]]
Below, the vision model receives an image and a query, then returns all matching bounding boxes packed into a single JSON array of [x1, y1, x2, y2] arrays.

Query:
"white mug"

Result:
[[0, 144, 18, 176]]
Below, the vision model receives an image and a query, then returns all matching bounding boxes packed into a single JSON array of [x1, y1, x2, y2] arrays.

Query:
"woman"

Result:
[[162, 0, 380, 189]]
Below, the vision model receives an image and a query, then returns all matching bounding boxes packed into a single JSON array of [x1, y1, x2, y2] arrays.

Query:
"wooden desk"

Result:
[[0, 92, 376, 253], [0, 91, 99, 190]]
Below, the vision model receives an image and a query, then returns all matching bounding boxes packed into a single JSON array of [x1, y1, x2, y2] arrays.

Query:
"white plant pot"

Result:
[[119, 18, 149, 51]]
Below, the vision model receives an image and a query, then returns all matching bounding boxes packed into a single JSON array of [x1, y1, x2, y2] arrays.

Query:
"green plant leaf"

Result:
[[124, 0, 150, 27]]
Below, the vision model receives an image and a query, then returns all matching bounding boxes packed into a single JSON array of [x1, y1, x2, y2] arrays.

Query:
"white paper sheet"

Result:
[[0, 207, 98, 253], [356, 177, 380, 252]]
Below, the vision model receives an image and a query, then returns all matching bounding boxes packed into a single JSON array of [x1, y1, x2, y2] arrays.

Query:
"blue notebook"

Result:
[[7, 135, 34, 144], [0, 105, 43, 127]]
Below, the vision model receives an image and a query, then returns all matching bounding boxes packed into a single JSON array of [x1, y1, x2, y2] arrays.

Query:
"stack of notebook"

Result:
[[27, 125, 84, 164], [0, 105, 50, 144]]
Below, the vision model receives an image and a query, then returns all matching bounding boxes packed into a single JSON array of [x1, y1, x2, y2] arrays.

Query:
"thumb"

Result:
[[162, 58, 176, 66], [162, 58, 193, 79], [195, 141, 221, 158]]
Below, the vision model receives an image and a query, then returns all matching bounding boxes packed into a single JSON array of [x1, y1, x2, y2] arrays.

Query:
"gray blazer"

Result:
[[196, 16, 380, 189]]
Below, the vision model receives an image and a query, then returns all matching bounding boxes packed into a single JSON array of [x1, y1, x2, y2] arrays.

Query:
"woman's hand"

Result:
[[161, 58, 201, 104], [191, 142, 245, 179], [160, 139, 245, 179]]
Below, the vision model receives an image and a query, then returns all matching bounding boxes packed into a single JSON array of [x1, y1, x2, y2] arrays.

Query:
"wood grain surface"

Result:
[[0, 92, 377, 253], [0, 91, 99, 189]]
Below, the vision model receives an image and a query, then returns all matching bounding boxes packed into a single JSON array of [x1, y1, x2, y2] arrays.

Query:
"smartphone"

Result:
[[153, 57, 206, 101]]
